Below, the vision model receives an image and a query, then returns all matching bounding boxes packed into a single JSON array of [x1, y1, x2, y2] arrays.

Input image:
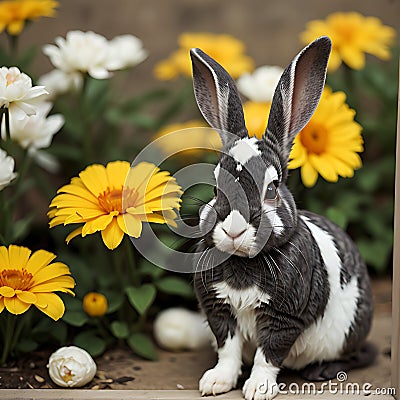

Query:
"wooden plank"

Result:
[[0, 390, 396, 400], [1, 389, 237, 400], [391, 62, 400, 400], [1, 389, 397, 400]]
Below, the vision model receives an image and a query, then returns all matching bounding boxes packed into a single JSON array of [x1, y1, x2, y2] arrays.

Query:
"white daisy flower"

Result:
[[43, 31, 148, 82], [0, 149, 17, 191], [38, 69, 83, 99], [0, 67, 48, 120], [237, 65, 284, 102], [107, 34, 148, 71], [43, 30, 112, 79], [2, 102, 64, 150]]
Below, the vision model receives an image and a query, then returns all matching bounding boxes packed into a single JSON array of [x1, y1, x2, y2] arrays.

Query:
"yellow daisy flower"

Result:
[[154, 33, 254, 80], [0, 0, 58, 36], [0, 245, 74, 320], [153, 120, 221, 159], [288, 87, 363, 187], [300, 12, 396, 71], [49, 161, 183, 250], [243, 101, 272, 140]]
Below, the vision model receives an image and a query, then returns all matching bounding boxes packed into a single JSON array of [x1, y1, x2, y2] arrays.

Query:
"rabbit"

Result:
[[189, 36, 374, 400]]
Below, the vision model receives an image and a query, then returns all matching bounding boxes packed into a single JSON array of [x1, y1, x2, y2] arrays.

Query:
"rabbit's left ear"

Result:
[[190, 48, 248, 148], [265, 36, 331, 162]]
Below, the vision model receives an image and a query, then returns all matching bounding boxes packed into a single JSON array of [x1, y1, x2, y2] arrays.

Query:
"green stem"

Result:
[[0, 182, 13, 245], [4, 108, 11, 141], [1, 313, 17, 365], [95, 318, 110, 340], [81, 74, 92, 165], [124, 236, 137, 285], [11, 149, 32, 204], [342, 64, 357, 108], [0, 108, 4, 147], [8, 34, 18, 60], [10, 311, 31, 354]]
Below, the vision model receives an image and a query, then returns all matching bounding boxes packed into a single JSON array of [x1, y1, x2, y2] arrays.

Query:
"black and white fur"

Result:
[[190, 37, 374, 400]]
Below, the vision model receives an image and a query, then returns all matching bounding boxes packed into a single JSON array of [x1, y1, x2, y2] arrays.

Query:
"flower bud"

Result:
[[83, 292, 108, 317], [47, 346, 97, 387]]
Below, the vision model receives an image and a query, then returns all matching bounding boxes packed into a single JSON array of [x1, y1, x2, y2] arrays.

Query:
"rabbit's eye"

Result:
[[265, 182, 278, 201]]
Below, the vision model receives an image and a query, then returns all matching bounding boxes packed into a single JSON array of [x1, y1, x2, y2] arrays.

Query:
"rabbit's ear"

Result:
[[265, 36, 331, 162], [190, 48, 248, 147]]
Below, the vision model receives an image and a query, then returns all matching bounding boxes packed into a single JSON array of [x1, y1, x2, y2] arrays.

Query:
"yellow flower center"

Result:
[[97, 186, 139, 214], [5, 73, 17, 87], [300, 123, 328, 155], [61, 366, 74, 383], [0, 268, 33, 290]]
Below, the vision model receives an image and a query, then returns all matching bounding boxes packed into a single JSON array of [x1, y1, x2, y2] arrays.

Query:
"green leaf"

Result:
[[12, 214, 36, 242], [357, 239, 392, 273], [74, 331, 106, 357], [156, 276, 193, 298], [32, 319, 68, 344], [138, 260, 165, 279], [57, 253, 94, 298], [101, 290, 124, 314], [62, 310, 88, 327], [16, 338, 38, 353], [126, 284, 156, 315], [127, 333, 157, 360], [110, 321, 129, 339], [48, 143, 83, 161], [62, 296, 83, 312], [325, 207, 348, 230], [356, 168, 381, 192]]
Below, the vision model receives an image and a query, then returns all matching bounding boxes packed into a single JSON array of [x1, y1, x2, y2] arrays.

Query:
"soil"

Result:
[[0, 278, 393, 391]]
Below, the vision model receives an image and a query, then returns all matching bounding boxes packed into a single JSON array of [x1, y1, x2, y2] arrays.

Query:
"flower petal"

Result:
[[309, 154, 339, 183], [106, 161, 130, 188], [35, 293, 65, 321], [26, 249, 57, 275], [16, 291, 37, 304], [79, 164, 109, 197], [4, 296, 31, 315], [300, 161, 318, 188], [101, 218, 125, 250], [122, 214, 143, 238], [31, 262, 72, 285], [82, 213, 114, 236], [30, 276, 75, 294], [7, 245, 31, 270], [0, 246, 10, 269], [66, 227, 83, 244], [0, 286, 15, 297]]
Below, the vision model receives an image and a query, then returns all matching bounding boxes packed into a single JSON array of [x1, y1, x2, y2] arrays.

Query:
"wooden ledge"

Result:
[[0, 389, 395, 400]]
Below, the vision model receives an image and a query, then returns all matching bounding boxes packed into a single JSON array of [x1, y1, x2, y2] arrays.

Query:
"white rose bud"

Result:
[[47, 346, 97, 387]]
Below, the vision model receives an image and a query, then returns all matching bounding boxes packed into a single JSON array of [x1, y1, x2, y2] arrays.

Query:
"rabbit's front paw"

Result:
[[243, 373, 279, 400], [199, 366, 237, 396]]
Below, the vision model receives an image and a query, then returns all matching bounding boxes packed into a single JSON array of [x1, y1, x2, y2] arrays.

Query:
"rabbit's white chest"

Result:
[[213, 282, 270, 341]]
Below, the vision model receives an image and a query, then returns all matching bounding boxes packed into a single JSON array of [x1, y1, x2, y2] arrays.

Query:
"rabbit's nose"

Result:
[[222, 227, 246, 240], [220, 209, 248, 239]]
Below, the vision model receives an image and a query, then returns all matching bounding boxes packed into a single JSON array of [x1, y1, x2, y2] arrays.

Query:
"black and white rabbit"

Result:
[[190, 37, 374, 400]]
